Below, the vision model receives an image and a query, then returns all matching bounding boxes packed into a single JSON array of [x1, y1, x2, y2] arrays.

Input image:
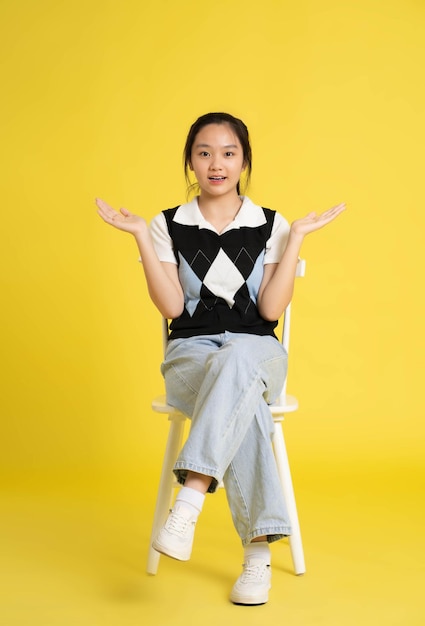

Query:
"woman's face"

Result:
[[190, 123, 246, 198]]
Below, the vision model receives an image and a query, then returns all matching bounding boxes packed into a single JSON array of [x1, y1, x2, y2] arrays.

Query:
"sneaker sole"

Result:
[[229, 591, 269, 606], [152, 539, 191, 561], [230, 581, 271, 605]]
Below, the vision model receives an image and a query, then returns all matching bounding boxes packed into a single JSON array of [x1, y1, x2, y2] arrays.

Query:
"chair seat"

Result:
[[152, 394, 299, 416], [270, 394, 298, 414], [151, 395, 184, 415]]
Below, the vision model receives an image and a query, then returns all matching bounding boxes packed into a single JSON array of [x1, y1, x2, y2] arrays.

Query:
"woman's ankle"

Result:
[[184, 470, 213, 494]]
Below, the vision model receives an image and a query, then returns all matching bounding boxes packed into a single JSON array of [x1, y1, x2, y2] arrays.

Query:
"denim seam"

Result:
[[173, 462, 221, 493], [227, 460, 251, 537], [169, 363, 200, 396], [221, 374, 264, 443], [228, 456, 291, 545], [244, 527, 291, 546]]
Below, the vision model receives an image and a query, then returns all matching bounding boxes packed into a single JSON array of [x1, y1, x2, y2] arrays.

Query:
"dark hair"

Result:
[[183, 112, 252, 197]]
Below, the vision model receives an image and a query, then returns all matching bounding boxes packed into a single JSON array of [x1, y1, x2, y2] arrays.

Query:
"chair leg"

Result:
[[147, 414, 186, 575], [272, 421, 306, 575]]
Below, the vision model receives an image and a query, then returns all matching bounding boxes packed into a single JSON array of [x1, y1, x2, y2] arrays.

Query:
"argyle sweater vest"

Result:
[[163, 206, 279, 340]]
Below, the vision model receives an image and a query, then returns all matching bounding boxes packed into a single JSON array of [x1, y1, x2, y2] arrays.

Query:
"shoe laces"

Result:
[[240, 560, 270, 583], [165, 509, 195, 535]]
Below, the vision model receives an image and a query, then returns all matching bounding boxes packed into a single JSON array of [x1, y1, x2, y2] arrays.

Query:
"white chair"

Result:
[[147, 259, 306, 576]]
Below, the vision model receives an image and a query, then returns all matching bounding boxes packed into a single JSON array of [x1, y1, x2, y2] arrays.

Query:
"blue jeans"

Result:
[[161, 332, 292, 546]]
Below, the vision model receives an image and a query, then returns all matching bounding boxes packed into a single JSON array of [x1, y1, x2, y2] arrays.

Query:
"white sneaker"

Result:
[[230, 558, 272, 605], [152, 507, 197, 561]]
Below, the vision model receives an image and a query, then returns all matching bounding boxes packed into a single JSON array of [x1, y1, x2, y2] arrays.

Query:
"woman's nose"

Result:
[[209, 156, 222, 170]]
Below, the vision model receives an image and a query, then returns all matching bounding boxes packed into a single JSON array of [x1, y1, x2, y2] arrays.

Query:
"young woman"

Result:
[[96, 112, 345, 605]]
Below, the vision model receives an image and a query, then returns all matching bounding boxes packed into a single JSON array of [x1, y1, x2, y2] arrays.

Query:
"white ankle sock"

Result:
[[244, 541, 271, 565], [174, 486, 205, 517]]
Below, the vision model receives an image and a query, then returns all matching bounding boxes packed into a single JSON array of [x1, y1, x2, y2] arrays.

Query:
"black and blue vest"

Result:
[[163, 205, 279, 340]]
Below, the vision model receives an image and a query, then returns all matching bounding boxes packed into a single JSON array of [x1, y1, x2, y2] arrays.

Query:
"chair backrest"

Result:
[[161, 258, 306, 395]]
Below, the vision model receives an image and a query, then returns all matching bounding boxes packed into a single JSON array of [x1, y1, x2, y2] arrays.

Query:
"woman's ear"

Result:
[[189, 162, 194, 171]]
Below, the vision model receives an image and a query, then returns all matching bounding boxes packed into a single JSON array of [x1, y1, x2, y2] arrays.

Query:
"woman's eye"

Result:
[[200, 151, 210, 157], [225, 152, 234, 157]]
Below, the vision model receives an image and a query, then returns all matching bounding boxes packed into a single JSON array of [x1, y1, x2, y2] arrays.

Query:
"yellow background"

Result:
[[1, 1, 424, 624]]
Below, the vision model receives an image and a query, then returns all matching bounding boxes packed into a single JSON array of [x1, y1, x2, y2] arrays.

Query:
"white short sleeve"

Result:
[[149, 212, 177, 264], [264, 213, 290, 264]]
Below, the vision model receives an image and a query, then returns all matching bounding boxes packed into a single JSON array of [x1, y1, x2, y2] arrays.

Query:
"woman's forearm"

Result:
[[257, 231, 305, 321], [258, 203, 346, 321], [134, 228, 184, 319]]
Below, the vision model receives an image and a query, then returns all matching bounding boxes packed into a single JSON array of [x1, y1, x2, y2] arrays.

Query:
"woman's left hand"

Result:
[[291, 202, 346, 237]]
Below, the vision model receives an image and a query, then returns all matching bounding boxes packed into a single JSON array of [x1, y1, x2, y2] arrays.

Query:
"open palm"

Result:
[[291, 202, 346, 236], [96, 198, 146, 235]]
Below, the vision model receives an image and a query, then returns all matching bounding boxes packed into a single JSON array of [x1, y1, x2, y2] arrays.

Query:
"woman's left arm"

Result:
[[257, 203, 346, 321]]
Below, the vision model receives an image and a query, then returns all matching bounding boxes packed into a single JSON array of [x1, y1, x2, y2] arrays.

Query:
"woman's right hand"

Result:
[[96, 198, 147, 235]]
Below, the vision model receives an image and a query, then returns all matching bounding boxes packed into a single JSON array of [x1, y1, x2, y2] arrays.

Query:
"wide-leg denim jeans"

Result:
[[161, 332, 292, 546]]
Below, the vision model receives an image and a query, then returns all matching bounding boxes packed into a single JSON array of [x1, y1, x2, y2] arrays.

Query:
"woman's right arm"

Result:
[[96, 198, 184, 319]]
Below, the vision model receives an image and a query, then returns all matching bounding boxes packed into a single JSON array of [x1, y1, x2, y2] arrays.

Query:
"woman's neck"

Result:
[[197, 192, 243, 233], [198, 192, 242, 217]]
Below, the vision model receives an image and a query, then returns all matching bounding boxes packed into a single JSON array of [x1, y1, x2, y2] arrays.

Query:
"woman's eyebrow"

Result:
[[195, 143, 239, 149]]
